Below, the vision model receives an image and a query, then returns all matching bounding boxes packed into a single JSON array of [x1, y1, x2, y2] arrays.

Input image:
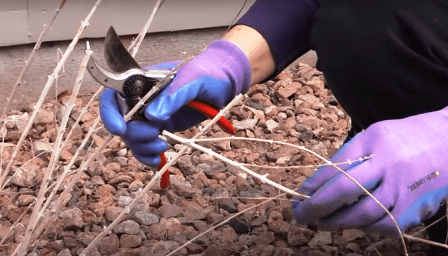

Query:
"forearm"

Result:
[[223, 25, 275, 85], [233, 0, 320, 76]]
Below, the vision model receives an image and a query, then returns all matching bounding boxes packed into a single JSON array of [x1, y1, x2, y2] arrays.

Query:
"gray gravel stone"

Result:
[[120, 234, 142, 248], [218, 198, 237, 213], [287, 227, 312, 247], [134, 211, 159, 225], [117, 195, 133, 207], [273, 248, 294, 256], [195, 234, 210, 247], [346, 242, 361, 252], [233, 119, 258, 131], [177, 155, 196, 175], [158, 204, 185, 218], [309, 231, 333, 247], [57, 249, 72, 256], [59, 208, 83, 231], [341, 229, 365, 242], [114, 220, 140, 235], [105, 206, 122, 222], [99, 234, 119, 255], [239, 234, 256, 246], [128, 180, 144, 192], [17, 194, 36, 207], [150, 241, 181, 256]]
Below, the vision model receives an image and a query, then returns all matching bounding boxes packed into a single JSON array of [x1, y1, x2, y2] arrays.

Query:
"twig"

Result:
[[2, 149, 53, 190], [309, 156, 408, 255], [63, 86, 104, 144], [75, 6, 184, 253], [403, 234, 448, 250], [0, 0, 67, 173], [214, 196, 299, 202], [364, 235, 383, 256], [128, 0, 165, 57], [0, 193, 18, 208], [26, 45, 93, 237], [14, 2, 103, 255], [167, 193, 288, 255], [81, 93, 242, 255], [163, 131, 308, 198], [29, 117, 105, 245], [192, 136, 371, 168], [166, 132, 408, 254], [0, 202, 34, 246], [0, 0, 102, 191]]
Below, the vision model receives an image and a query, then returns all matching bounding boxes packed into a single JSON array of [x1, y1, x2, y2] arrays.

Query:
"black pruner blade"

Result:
[[86, 26, 173, 116], [104, 25, 141, 72]]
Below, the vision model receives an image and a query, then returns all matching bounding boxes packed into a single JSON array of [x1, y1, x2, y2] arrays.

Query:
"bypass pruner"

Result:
[[87, 26, 236, 188]]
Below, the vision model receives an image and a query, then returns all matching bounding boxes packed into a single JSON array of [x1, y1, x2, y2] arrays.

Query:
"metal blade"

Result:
[[104, 25, 141, 72]]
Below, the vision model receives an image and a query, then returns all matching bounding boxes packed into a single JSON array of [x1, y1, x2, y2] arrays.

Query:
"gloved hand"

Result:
[[99, 40, 251, 166], [292, 107, 448, 236]]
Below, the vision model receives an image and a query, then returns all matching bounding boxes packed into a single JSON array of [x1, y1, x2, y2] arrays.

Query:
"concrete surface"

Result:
[[0, 26, 317, 112]]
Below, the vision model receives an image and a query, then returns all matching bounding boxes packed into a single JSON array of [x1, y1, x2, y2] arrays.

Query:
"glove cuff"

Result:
[[204, 39, 252, 96]]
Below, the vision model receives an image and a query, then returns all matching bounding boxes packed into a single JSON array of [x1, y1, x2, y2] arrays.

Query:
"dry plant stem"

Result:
[[47, 46, 93, 180], [30, 117, 105, 244], [214, 196, 300, 202], [167, 193, 288, 256], [30, 46, 92, 222], [42, 116, 102, 215], [164, 131, 307, 198], [63, 86, 104, 143], [25, 132, 111, 255], [190, 136, 408, 255], [0, 0, 67, 171], [31, 134, 114, 247], [0, 0, 103, 192], [67, 6, 181, 254], [36, 47, 93, 220], [81, 94, 243, 256], [2, 150, 52, 190], [364, 236, 383, 256], [241, 161, 368, 169], [0, 80, 100, 190], [0, 193, 18, 208], [412, 214, 447, 236], [14, 2, 103, 255], [403, 234, 448, 250], [0, 203, 34, 246], [38, 86, 105, 210], [129, 0, 164, 57], [20, 47, 92, 248]]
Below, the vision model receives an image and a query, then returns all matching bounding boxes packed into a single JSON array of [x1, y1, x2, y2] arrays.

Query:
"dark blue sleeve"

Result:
[[235, 0, 320, 75]]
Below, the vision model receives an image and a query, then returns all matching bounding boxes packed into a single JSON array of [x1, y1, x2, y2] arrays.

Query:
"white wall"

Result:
[[0, 0, 255, 47]]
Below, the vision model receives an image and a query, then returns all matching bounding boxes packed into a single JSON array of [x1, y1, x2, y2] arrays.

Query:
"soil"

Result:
[[0, 62, 432, 256]]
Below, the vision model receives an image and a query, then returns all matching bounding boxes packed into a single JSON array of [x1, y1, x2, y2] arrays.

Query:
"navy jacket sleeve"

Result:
[[235, 0, 320, 75]]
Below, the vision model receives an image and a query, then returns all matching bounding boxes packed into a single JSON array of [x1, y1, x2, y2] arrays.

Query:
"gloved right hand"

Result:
[[99, 39, 251, 166]]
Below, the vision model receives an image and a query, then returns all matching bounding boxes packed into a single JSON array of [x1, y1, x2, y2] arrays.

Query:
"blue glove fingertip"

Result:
[[99, 88, 127, 136], [144, 93, 172, 124], [134, 153, 162, 167]]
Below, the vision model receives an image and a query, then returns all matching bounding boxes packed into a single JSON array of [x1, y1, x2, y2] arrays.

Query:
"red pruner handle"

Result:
[[186, 100, 236, 135], [158, 153, 170, 189]]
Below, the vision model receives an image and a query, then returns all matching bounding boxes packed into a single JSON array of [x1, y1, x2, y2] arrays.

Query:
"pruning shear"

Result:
[[87, 26, 235, 188]]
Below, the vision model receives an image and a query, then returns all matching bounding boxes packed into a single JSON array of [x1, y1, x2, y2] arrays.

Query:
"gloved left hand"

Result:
[[293, 106, 448, 236]]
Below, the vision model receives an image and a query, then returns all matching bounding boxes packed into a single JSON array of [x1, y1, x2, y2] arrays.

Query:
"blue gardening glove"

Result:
[[292, 107, 448, 236], [99, 40, 251, 166]]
